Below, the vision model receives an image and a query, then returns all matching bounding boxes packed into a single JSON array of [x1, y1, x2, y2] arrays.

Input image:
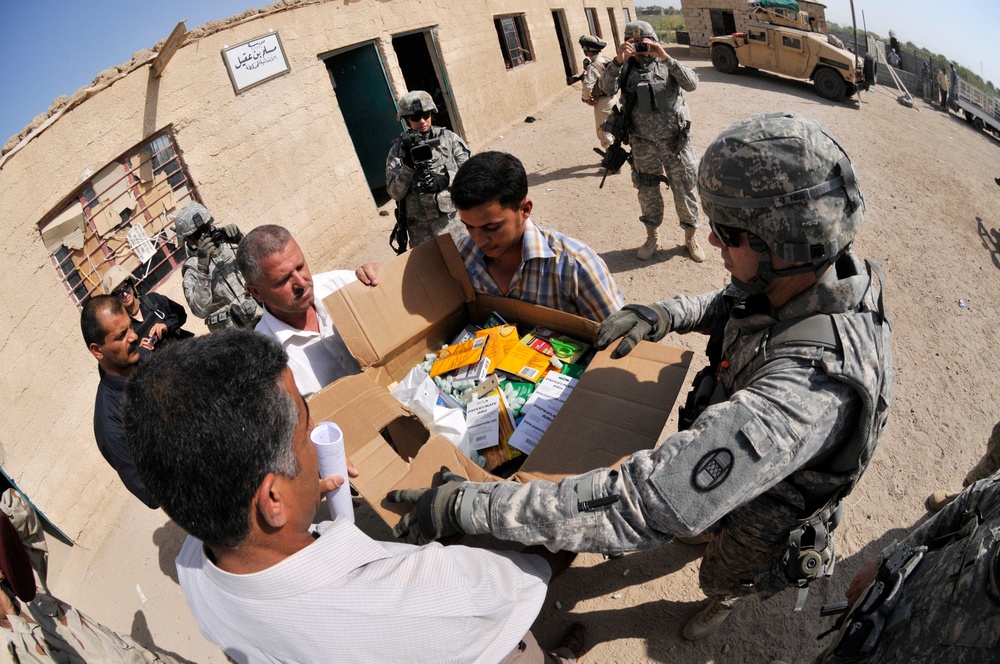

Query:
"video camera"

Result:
[[405, 131, 441, 166], [403, 131, 449, 194], [635, 42, 650, 53]]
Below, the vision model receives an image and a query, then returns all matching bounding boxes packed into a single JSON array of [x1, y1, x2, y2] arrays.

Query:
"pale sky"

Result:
[[2, 1, 999, 145]]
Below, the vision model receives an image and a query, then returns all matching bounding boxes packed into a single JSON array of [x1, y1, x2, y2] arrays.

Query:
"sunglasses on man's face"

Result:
[[709, 220, 744, 248], [112, 281, 134, 299], [406, 110, 432, 121]]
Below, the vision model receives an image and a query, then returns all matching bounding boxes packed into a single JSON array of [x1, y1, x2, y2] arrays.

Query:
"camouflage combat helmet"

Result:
[[172, 203, 214, 242], [624, 21, 657, 42], [397, 91, 438, 120], [698, 111, 864, 293]]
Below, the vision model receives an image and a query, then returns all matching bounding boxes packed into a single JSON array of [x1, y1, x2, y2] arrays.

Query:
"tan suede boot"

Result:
[[685, 227, 706, 263], [636, 225, 658, 260]]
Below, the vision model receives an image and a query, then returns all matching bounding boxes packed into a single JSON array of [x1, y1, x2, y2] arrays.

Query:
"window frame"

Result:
[[494, 14, 535, 70], [41, 130, 197, 308], [585, 8, 602, 39]]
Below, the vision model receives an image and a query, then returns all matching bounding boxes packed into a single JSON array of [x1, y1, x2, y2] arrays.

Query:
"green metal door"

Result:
[[325, 43, 399, 191]]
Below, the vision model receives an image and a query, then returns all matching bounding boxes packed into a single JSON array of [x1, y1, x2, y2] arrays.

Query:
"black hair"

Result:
[[451, 151, 528, 212], [123, 329, 299, 548], [81, 295, 124, 347]]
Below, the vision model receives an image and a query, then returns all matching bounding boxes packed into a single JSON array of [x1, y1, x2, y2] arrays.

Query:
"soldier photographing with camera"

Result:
[[386, 91, 471, 253], [597, 21, 706, 263], [173, 203, 262, 332]]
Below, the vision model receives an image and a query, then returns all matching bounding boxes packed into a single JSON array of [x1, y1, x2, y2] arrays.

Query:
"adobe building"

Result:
[[680, 0, 828, 49], [0, 0, 636, 546]]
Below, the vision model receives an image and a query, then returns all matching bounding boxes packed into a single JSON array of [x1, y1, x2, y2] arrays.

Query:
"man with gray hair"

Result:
[[598, 20, 706, 263], [236, 225, 360, 397], [123, 330, 585, 663]]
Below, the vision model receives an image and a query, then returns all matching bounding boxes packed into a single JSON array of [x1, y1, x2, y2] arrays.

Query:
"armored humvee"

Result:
[[709, 1, 875, 102]]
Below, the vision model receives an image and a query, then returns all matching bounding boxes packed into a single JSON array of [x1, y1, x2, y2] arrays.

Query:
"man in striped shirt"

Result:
[[360, 151, 623, 323]]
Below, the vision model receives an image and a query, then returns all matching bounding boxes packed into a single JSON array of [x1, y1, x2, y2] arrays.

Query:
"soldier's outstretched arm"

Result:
[[393, 364, 857, 551], [656, 287, 733, 335]]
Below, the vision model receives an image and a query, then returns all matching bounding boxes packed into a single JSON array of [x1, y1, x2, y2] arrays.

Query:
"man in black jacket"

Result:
[[81, 295, 158, 508]]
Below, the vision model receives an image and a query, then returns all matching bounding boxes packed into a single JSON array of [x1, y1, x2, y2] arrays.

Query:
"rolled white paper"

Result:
[[310, 421, 354, 523]]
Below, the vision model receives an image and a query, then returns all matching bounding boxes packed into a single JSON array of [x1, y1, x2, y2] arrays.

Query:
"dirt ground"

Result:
[[46, 47, 1000, 663]]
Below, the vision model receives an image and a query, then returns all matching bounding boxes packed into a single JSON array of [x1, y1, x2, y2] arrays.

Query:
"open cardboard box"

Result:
[[309, 235, 693, 528]]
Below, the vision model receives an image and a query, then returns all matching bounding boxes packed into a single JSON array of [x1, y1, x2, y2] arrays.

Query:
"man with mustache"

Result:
[[237, 225, 361, 397], [81, 294, 158, 508]]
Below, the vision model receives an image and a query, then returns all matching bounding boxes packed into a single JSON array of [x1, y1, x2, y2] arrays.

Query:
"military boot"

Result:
[[637, 225, 658, 260], [685, 228, 706, 263], [683, 598, 738, 640]]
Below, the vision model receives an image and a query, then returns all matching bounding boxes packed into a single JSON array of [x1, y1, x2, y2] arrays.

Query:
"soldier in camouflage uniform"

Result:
[[174, 203, 261, 332], [387, 113, 894, 641], [819, 474, 1000, 663], [386, 91, 471, 249], [598, 21, 705, 262], [578, 35, 616, 150]]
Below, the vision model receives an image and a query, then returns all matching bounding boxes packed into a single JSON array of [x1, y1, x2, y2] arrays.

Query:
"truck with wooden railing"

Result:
[[954, 78, 1000, 138]]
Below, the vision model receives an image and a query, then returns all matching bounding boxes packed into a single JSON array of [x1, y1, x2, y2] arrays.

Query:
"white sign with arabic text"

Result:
[[222, 33, 290, 94]]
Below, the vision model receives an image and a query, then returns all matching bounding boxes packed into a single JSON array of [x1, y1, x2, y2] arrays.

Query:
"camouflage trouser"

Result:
[[964, 420, 1000, 486], [698, 490, 804, 602], [407, 210, 465, 249], [630, 135, 700, 230]]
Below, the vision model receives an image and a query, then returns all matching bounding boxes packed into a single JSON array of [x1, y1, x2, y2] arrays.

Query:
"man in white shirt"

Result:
[[236, 225, 360, 396], [122, 330, 584, 664]]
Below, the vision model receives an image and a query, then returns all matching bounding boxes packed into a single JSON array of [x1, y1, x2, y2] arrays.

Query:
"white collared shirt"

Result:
[[176, 519, 550, 664], [254, 270, 361, 397]]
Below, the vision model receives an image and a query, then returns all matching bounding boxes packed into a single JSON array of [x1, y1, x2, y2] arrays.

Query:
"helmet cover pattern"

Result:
[[698, 111, 864, 266], [172, 203, 214, 241], [397, 91, 438, 120]]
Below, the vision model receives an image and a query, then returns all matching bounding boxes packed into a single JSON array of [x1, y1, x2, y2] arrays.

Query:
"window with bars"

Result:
[[623, 8, 631, 23], [39, 131, 197, 307], [494, 15, 534, 69], [585, 8, 602, 38]]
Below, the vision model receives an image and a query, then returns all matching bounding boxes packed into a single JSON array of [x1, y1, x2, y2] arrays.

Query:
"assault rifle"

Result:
[[594, 58, 636, 188]]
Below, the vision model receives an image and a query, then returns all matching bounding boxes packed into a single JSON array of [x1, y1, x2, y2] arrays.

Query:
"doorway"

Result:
[[323, 43, 400, 202], [391, 29, 461, 136], [552, 10, 576, 83]]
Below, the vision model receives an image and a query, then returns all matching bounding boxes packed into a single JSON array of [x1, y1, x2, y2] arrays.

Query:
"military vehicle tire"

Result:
[[814, 67, 846, 101], [863, 53, 877, 87], [973, 117, 986, 131], [711, 45, 739, 74]]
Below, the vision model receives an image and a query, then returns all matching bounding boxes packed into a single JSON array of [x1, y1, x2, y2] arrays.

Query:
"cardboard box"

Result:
[[309, 235, 693, 528]]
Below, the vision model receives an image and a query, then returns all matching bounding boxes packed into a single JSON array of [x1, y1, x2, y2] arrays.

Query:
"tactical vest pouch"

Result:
[[650, 81, 669, 109], [636, 81, 653, 112]]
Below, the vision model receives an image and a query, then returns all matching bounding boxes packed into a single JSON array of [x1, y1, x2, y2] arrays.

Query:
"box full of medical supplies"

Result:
[[309, 235, 692, 528]]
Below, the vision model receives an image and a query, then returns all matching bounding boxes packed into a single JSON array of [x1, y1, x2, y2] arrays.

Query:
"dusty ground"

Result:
[[46, 47, 1000, 663]]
